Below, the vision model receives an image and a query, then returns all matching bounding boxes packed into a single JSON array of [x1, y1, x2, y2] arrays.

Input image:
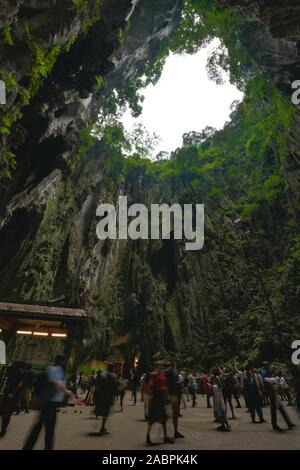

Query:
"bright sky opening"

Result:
[[121, 40, 244, 157]]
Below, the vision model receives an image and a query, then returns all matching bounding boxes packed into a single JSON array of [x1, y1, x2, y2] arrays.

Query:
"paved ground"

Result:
[[0, 394, 299, 450]]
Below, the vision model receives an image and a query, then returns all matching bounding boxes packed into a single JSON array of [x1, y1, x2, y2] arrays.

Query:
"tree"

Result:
[[126, 123, 161, 159], [156, 151, 170, 161], [182, 127, 216, 146]]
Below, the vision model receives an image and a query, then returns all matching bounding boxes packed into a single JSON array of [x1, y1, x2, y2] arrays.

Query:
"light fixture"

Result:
[[17, 330, 32, 335], [51, 333, 67, 338], [0, 328, 2, 333], [33, 332, 48, 337]]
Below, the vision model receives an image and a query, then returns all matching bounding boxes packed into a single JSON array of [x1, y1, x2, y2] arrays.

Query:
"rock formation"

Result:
[[0, 0, 299, 369]]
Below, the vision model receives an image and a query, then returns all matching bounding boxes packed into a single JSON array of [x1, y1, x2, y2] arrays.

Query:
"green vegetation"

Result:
[[65, 33, 78, 53], [15, 22, 64, 106], [93, 66, 296, 366], [4, 72, 17, 90], [2, 24, 14, 46], [20, 179, 76, 301], [98, 74, 292, 209], [68, 124, 96, 171], [25, 42, 61, 104], [0, 151, 16, 179], [72, 0, 102, 32], [0, 0, 106, 180], [0, 70, 22, 140], [0, 24, 64, 180], [0, 37, 62, 178], [83, 0, 298, 367], [73, 0, 89, 14], [92, 0, 293, 226], [0, 108, 23, 137], [1, 0, 298, 367], [93, 75, 105, 92], [169, 0, 251, 89], [96, 0, 253, 122]]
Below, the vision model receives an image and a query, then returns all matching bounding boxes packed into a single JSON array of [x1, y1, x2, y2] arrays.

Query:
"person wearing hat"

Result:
[[23, 354, 73, 450]]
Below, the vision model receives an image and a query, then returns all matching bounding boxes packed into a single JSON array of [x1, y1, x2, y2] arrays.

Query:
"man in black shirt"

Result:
[[94, 363, 118, 435], [165, 359, 185, 440]]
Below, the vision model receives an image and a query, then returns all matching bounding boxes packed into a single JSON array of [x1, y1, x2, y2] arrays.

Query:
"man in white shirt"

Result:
[[23, 354, 73, 450]]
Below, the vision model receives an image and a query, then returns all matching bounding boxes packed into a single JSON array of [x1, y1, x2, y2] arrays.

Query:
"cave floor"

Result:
[[0, 394, 299, 450]]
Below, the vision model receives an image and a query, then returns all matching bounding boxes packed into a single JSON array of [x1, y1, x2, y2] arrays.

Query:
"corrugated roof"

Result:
[[0, 302, 87, 319]]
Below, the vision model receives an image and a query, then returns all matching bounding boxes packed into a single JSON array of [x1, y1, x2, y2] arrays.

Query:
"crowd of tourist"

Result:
[[0, 355, 299, 448]]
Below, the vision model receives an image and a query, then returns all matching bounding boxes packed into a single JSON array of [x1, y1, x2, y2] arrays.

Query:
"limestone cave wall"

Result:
[[0, 0, 300, 368]]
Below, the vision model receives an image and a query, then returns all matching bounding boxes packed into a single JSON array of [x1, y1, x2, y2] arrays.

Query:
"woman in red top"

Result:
[[146, 361, 174, 445]]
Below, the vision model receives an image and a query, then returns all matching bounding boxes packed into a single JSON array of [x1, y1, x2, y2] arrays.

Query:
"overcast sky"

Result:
[[121, 40, 244, 156]]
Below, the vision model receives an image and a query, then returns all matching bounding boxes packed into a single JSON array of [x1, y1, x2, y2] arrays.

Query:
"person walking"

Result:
[[22, 355, 73, 450], [220, 367, 236, 419], [146, 360, 174, 445], [20, 363, 34, 414], [85, 371, 97, 406], [202, 371, 212, 408], [260, 362, 271, 407], [178, 371, 186, 413], [235, 363, 248, 410], [94, 363, 117, 435], [141, 370, 151, 420], [183, 374, 189, 403], [165, 359, 185, 439], [243, 369, 265, 424], [261, 363, 295, 433], [81, 375, 89, 396], [130, 371, 140, 406], [187, 373, 197, 407], [71, 373, 80, 399], [212, 369, 230, 432], [115, 375, 126, 412], [277, 371, 293, 406], [0, 362, 24, 438]]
